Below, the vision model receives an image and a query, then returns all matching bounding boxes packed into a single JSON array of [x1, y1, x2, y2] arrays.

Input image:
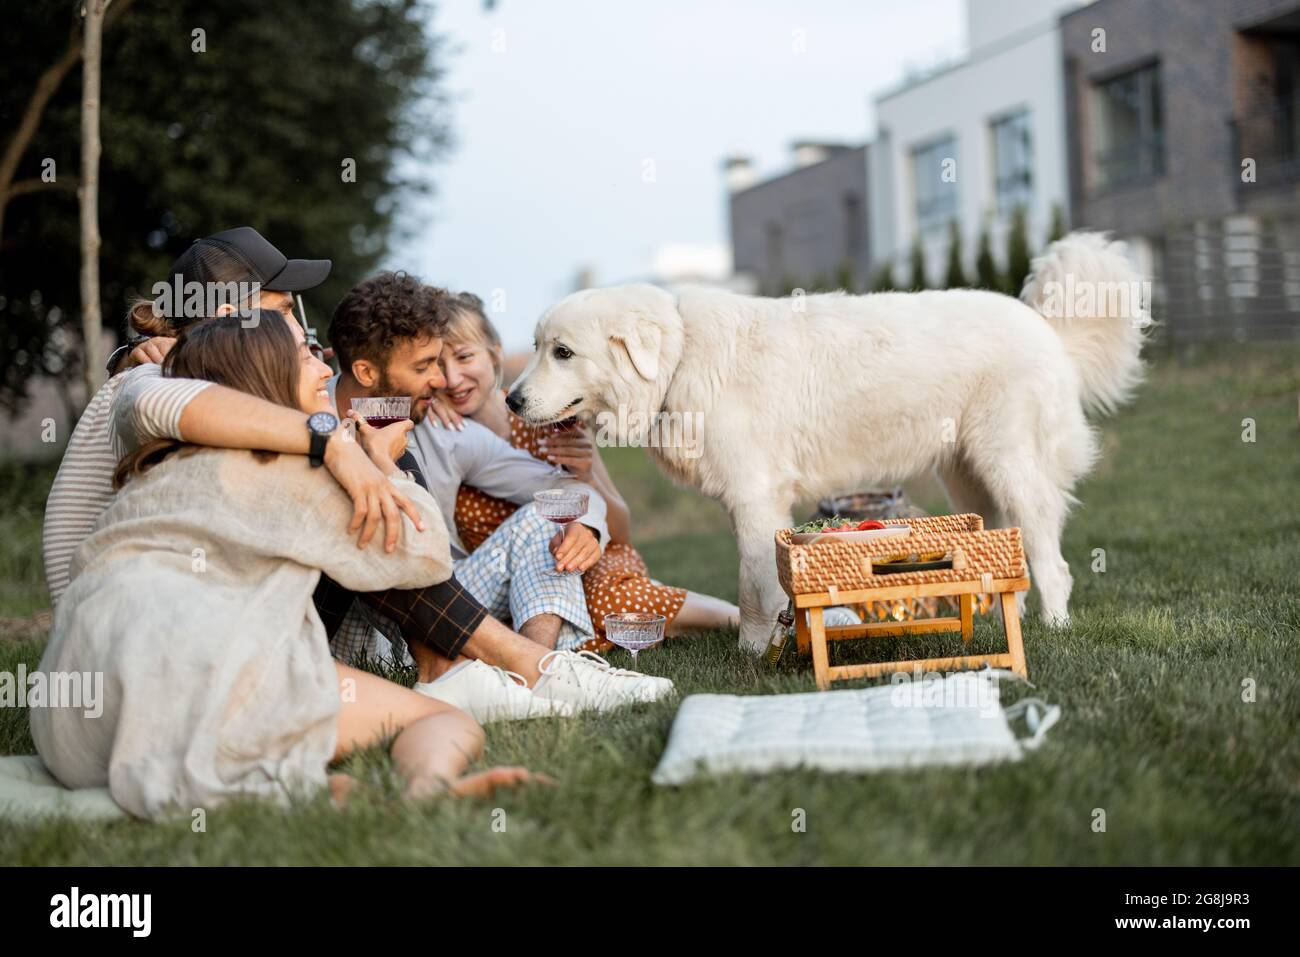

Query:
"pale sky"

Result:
[[392, 0, 965, 351]]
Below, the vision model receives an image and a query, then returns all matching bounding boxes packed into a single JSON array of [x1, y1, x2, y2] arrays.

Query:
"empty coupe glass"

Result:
[[603, 612, 666, 664]]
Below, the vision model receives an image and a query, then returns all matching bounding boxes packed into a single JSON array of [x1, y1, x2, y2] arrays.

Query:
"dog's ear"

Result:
[[609, 316, 661, 381]]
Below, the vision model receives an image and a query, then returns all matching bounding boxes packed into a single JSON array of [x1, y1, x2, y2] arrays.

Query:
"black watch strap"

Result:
[[105, 342, 133, 376], [309, 429, 329, 467]]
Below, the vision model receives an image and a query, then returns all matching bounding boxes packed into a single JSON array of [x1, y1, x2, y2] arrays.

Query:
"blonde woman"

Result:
[[427, 292, 739, 651]]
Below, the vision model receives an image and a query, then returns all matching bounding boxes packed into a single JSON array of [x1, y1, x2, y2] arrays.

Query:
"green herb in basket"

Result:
[[791, 516, 849, 534], [791, 516, 892, 535]]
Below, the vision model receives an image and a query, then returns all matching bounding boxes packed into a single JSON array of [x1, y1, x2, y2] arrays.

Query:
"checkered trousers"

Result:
[[451, 502, 594, 652]]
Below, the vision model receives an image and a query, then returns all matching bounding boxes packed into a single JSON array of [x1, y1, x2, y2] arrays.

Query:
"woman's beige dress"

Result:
[[29, 447, 451, 820]]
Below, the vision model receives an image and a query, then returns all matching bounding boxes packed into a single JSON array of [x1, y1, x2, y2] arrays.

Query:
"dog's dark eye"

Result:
[[553, 345, 573, 360]]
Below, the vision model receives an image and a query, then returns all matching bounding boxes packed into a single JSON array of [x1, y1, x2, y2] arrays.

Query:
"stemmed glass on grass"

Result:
[[603, 613, 667, 665], [532, 488, 589, 577]]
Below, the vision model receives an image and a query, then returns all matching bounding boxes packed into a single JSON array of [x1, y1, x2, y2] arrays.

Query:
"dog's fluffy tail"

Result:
[[1020, 231, 1151, 415]]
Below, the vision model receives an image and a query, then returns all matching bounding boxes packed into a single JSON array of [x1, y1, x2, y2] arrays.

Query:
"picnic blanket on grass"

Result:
[[0, 754, 126, 822], [652, 670, 1059, 785]]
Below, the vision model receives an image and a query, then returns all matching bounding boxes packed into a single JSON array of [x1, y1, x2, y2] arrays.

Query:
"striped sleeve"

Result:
[[43, 379, 122, 607], [109, 365, 213, 457]]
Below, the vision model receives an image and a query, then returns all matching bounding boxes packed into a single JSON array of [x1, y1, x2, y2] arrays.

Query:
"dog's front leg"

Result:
[[732, 503, 793, 654]]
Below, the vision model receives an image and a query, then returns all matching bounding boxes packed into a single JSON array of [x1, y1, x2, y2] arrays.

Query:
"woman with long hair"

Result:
[[31, 310, 542, 819]]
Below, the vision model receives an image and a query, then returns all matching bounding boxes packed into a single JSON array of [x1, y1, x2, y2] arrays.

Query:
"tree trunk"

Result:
[[79, 0, 109, 399], [0, 0, 133, 244]]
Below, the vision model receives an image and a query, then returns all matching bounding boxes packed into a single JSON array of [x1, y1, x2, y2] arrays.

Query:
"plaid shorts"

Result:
[[452, 503, 594, 652]]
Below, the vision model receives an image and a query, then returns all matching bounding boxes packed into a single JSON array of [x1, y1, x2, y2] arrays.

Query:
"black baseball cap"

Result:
[[168, 226, 332, 293]]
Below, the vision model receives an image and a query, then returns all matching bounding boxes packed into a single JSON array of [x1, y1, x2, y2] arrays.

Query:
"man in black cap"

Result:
[[105, 226, 333, 374]]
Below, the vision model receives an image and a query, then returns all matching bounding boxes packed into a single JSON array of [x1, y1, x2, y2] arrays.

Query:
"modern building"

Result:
[[726, 142, 871, 294], [1061, 0, 1300, 342], [870, 0, 1084, 287]]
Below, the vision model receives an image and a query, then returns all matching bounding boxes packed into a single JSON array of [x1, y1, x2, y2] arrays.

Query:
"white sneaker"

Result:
[[414, 660, 573, 724], [532, 650, 675, 714]]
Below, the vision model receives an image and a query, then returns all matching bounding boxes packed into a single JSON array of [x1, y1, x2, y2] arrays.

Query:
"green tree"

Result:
[[1047, 201, 1066, 243], [975, 226, 1001, 291], [943, 220, 967, 289], [870, 261, 895, 292], [835, 260, 857, 293], [1005, 205, 1032, 296], [908, 238, 927, 291], [0, 0, 450, 417]]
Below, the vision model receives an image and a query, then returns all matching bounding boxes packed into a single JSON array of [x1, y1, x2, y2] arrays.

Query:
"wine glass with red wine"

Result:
[[351, 396, 412, 429], [533, 488, 590, 576], [544, 416, 581, 476]]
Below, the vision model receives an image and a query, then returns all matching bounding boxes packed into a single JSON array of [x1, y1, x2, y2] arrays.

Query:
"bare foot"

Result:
[[401, 766, 554, 801], [448, 766, 554, 799], [329, 773, 358, 809]]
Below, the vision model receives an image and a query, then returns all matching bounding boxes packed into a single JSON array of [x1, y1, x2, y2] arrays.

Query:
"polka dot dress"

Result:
[[454, 409, 687, 653]]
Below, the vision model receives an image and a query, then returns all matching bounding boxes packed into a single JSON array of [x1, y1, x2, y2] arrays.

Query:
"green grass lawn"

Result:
[[1, 346, 1298, 865]]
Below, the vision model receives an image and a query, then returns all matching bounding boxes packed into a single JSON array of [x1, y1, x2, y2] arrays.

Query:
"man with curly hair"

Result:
[[325, 271, 675, 722]]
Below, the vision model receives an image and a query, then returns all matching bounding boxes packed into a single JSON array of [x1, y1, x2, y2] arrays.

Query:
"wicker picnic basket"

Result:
[[775, 513, 1027, 596]]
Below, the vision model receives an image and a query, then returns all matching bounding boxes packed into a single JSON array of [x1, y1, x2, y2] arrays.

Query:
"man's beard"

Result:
[[375, 371, 434, 424]]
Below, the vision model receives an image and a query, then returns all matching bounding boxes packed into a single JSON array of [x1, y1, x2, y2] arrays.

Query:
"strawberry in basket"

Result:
[[822, 520, 887, 533]]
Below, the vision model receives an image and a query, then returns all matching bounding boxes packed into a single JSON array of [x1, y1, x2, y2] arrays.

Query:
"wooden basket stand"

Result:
[[774, 513, 1031, 689]]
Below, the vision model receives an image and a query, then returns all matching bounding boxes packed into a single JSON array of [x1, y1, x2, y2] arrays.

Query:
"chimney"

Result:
[[723, 154, 756, 193], [791, 142, 832, 168], [792, 141, 855, 169]]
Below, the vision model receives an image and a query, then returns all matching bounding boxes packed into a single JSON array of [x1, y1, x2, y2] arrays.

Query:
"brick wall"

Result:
[[729, 146, 870, 294], [1059, 0, 1300, 231]]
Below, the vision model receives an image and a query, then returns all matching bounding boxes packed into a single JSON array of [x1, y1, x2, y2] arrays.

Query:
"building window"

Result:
[[992, 109, 1033, 214], [1232, 36, 1300, 176], [912, 135, 958, 232], [1092, 63, 1164, 188]]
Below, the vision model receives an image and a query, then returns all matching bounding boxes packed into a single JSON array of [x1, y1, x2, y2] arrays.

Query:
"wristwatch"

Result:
[[105, 333, 151, 376], [307, 411, 338, 467]]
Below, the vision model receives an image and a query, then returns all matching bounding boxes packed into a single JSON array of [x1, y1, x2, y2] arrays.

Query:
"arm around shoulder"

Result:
[[110, 365, 212, 454], [284, 465, 454, 594]]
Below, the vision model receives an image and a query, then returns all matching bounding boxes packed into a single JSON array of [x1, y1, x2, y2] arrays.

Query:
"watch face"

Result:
[[308, 411, 338, 436]]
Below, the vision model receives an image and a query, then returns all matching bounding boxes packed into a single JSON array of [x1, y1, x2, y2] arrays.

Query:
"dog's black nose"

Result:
[[505, 390, 524, 414]]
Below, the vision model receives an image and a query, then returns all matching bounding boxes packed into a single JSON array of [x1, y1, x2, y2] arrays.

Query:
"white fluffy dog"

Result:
[[508, 233, 1150, 652]]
